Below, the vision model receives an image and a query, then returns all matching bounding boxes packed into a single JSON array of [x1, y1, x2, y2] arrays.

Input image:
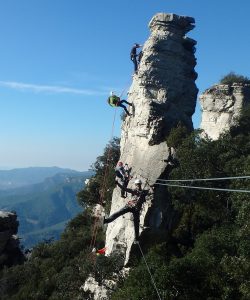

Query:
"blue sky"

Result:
[[0, 0, 249, 171]]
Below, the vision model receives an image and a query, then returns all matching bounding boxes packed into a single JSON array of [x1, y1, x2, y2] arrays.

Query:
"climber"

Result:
[[130, 43, 143, 74], [104, 179, 151, 243], [164, 147, 179, 168], [115, 161, 132, 198], [107, 92, 133, 116]]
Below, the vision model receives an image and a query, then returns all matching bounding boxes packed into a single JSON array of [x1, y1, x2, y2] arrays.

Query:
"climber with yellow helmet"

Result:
[[107, 91, 133, 116]]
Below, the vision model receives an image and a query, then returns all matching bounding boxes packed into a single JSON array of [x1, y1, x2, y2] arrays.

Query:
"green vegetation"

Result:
[[111, 106, 250, 300], [0, 173, 87, 248], [219, 71, 250, 85], [21, 221, 67, 248], [0, 109, 250, 299], [78, 137, 120, 212], [166, 122, 190, 148], [0, 211, 121, 300], [0, 138, 123, 299]]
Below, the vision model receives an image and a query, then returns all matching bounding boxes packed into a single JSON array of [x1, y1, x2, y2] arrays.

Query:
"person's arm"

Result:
[[120, 167, 126, 177], [115, 180, 135, 194]]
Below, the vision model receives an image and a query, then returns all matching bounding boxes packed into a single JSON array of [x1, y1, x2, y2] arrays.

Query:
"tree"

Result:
[[111, 107, 250, 300], [219, 72, 250, 85], [77, 137, 120, 210]]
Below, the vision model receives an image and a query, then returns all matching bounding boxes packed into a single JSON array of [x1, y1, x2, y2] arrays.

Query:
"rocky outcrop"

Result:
[[200, 83, 250, 139], [105, 12, 198, 264], [83, 12, 198, 299], [82, 276, 112, 300], [0, 210, 24, 268]]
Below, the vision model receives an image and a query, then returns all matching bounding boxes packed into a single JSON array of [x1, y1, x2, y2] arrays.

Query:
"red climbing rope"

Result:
[[89, 87, 129, 251], [89, 106, 117, 250]]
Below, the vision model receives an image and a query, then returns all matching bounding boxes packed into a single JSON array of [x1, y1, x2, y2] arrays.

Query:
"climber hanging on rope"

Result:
[[115, 161, 133, 198], [107, 92, 133, 116], [104, 179, 152, 243], [130, 43, 143, 74]]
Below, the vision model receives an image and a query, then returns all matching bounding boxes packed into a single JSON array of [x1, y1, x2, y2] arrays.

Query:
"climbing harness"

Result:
[[136, 241, 162, 300]]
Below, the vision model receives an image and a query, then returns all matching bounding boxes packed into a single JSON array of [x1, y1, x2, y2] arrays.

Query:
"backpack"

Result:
[[108, 95, 120, 107]]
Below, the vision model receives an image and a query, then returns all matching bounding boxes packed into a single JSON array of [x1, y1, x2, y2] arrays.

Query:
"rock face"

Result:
[[200, 83, 250, 140], [0, 210, 24, 268], [105, 13, 198, 264]]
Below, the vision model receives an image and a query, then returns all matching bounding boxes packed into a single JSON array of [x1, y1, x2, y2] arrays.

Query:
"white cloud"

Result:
[[0, 81, 108, 96]]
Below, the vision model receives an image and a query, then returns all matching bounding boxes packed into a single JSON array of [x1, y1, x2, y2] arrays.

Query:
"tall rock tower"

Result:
[[105, 13, 198, 263], [200, 83, 250, 140]]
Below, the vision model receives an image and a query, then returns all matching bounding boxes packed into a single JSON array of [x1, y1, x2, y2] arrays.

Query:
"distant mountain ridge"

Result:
[[0, 166, 80, 190], [0, 167, 94, 247]]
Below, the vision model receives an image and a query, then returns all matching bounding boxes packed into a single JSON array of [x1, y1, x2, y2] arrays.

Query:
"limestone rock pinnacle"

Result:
[[200, 83, 250, 139], [105, 12, 198, 264]]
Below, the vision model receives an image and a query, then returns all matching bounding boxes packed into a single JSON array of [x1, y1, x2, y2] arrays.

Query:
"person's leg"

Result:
[[121, 177, 129, 198], [118, 103, 131, 116], [132, 210, 140, 241], [104, 206, 131, 223], [138, 51, 143, 63], [132, 56, 138, 72], [120, 100, 132, 106]]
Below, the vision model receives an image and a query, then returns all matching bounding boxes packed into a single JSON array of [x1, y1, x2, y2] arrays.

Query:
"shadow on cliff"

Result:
[[148, 101, 194, 145]]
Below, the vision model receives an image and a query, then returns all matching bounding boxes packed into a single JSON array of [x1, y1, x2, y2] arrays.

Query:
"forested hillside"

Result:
[[0, 167, 78, 190], [0, 171, 93, 247], [0, 109, 249, 300]]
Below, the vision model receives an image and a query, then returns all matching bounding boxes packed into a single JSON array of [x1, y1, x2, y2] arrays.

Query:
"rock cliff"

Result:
[[0, 210, 24, 268], [200, 83, 250, 139], [105, 12, 198, 264]]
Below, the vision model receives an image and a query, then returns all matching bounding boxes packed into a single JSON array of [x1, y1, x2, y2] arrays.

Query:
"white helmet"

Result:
[[110, 91, 114, 96], [134, 179, 142, 184]]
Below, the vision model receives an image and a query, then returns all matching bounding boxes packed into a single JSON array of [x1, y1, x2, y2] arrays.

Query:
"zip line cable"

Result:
[[155, 182, 250, 193], [156, 175, 250, 183], [137, 242, 162, 300]]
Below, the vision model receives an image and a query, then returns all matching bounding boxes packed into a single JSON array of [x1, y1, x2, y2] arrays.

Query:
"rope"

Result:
[[137, 242, 162, 300], [89, 86, 129, 250], [156, 175, 250, 183], [155, 182, 250, 193], [89, 107, 117, 250]]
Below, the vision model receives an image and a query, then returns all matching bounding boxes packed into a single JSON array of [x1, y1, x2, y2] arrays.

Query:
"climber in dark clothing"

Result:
[[138, 50, 143, 64], [104, 179, 150, 242], [107, 92, 132, 116], [115, 161, 132, 198], [130, 43, 142, 74]]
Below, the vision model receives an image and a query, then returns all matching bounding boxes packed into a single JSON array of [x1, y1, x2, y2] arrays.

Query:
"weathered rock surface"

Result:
[[200, 83, 250, 139], [82, 276, 112, 300], [83, 12, 198, 299], [0, 210, 24, 268], [105, 12, 198, 264]]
